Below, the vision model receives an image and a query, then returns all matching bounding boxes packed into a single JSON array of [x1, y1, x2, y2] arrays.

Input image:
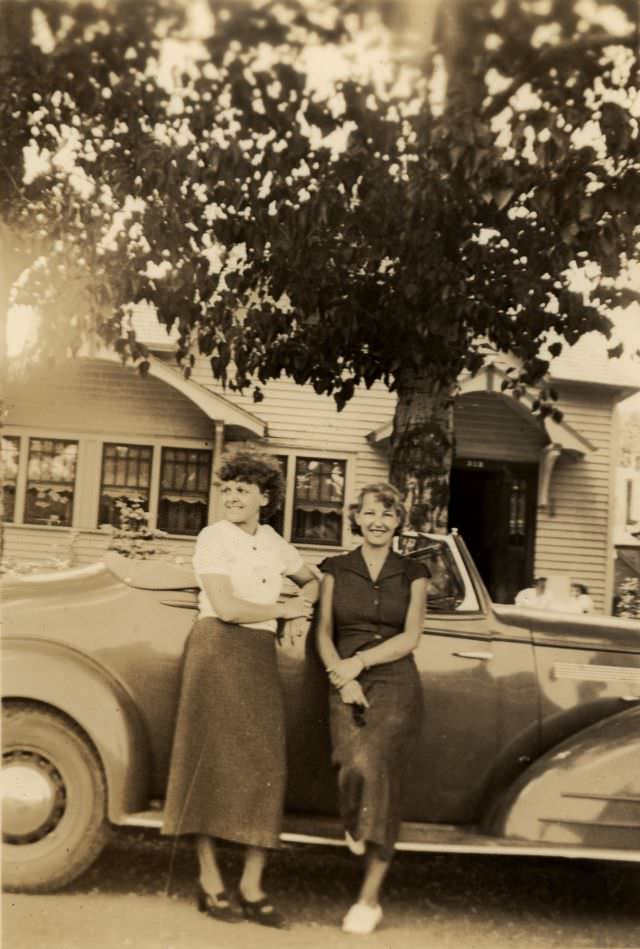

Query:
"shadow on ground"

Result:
[[77, 828, 640, 934]]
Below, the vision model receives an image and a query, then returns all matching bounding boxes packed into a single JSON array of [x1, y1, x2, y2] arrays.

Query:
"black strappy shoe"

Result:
[[237, 891, 288, 929], [196, 884, 241, 923]]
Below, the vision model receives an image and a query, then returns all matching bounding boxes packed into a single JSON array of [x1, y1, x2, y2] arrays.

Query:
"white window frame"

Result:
[[1, 434, 23, 524], [626, 478, 633, 526], [98, 441, 155, 529], [18, 434, 80, 529], [266, 447, 355, 549], [156, 444, 214, 536], [97, 438, 214, 535], [3, 428, 214, 538]]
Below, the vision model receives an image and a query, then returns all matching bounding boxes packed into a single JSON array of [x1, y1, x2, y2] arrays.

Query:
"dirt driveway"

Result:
[[4, 830, 640, 949]]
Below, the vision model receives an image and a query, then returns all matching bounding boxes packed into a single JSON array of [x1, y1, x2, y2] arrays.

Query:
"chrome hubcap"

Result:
[[2, 751, 66, 843]]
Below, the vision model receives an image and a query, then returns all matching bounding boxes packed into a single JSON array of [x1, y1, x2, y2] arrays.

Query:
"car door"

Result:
[[526, 612, 640, 749], [404, 539, 540, 824]]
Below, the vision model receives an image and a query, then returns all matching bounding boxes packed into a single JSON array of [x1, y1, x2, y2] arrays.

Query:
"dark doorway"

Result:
[[448, 462, 537, 604]]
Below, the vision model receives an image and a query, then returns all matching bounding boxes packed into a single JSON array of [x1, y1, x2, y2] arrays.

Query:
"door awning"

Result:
[[368, 363, 594, 457]]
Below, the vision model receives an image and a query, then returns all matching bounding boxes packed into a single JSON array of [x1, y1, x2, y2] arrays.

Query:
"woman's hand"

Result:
[[328, 655, 364, 689], [278, 595, 315, 621], [339, 680, 369, 707]]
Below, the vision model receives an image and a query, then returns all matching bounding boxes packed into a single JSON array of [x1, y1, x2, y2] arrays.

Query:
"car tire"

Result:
[[2, 702, 110, 892]]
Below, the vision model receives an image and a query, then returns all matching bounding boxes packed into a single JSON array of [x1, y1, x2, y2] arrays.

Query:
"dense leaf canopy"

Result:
[[3, 0, 639, 396]]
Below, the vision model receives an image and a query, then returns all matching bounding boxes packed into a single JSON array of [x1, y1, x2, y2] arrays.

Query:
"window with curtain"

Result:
[[25, 438, 78, 526], [98, 443, 152, 527], [157, 447, 212, 535], [292, 457, 345, 545], [1, 436, 20, 523]]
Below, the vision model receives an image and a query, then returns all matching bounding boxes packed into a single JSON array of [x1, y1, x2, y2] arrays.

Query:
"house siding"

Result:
[[1, 524, 83, 571], [3, 359, 395, 569], [2, 356, 627, 612], [1, 523, 196, 571], [6, 360, 215, 441], [3, 359, 216, 568], [192, 368, 395, 500], [534, 384, 618, 612]]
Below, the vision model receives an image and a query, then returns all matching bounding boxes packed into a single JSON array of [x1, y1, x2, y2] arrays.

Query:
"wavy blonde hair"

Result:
[[349, 482, 406, 536]]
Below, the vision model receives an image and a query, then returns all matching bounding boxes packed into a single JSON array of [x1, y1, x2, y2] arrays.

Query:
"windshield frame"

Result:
[[407, 535, 481, 614]]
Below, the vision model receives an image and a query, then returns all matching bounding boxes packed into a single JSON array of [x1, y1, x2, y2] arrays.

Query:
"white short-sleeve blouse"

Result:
[[193, 520, 304, 631]]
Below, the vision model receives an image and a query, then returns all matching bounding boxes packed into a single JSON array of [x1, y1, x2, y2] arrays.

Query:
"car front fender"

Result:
[[487, 703, 640, 851], [2, 638, 150, 823]]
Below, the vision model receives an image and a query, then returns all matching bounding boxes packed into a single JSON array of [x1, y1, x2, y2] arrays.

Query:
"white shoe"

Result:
[[345, 831, 365, 855], [342, 902, 383, 935]]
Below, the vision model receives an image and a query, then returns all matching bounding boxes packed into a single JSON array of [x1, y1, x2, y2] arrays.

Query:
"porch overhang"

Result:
[[368, 414, 591, 458], [459, 364, 596, 457], [367, 363, 595, 458], [97, 351, 267, 439]]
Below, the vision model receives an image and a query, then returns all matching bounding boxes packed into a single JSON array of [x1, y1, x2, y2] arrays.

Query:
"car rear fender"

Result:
[[487, 704, 640, 849], [2, 638, 150, 823]]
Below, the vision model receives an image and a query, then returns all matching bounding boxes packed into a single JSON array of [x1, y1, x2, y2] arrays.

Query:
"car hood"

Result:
[[1, 563, 116, 610], [2, 554, 197, 612], [494, 604, 640, 654]]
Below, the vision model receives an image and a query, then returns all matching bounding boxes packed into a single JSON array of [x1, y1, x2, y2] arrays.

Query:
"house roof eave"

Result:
[[95, 350, 267, 438], [149, 356, 267, 438], [367, 363, 595, 457]]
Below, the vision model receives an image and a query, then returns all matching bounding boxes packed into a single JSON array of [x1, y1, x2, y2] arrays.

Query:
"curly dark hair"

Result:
[[349, 482, 406, 536], [217, 450, 284, 520]]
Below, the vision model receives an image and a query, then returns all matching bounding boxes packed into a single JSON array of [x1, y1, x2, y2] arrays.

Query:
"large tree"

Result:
[[2, 0, 639, 530]]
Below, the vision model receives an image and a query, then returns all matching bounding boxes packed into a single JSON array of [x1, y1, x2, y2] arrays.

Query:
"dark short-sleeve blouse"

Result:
[[320, 547, 428, 659]]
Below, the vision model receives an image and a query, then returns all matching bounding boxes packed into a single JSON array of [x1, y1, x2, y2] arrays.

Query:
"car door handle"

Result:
[[452, 650, 493, 661]]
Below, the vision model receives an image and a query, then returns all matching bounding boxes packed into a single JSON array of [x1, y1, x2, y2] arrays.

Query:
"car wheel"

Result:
[[2, 702, 109, 892]]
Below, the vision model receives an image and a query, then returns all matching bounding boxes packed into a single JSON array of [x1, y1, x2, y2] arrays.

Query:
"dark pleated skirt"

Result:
[[329, 655, 423, 859], [161, 617, 286, 848]]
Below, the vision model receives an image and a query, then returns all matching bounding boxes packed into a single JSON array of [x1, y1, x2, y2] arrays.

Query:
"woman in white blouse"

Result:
[[162, 451, 317, 928]]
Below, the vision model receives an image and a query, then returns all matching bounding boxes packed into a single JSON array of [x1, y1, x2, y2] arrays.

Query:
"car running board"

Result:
[[120, 810, 640, 863]]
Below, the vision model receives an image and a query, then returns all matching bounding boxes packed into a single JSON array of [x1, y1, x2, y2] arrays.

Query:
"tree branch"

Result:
[[483, 31, 637, 119]]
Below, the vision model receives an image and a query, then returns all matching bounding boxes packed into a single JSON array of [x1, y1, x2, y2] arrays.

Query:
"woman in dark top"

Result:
[[316, 482, 428, 935]]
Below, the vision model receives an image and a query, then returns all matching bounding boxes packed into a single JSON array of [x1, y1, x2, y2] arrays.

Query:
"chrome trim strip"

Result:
[[533, 637, 640, 656], [552, 661, 640, 684], [453, 650, 494, 661], [562, 792, 640, 804], [539, 817, 640, 830], [390, 841, 640, 861], [424, 628, 532, 647], [283, 835, 640, 861], [159, 600, 198, 610], [120, 814, 640, 862]]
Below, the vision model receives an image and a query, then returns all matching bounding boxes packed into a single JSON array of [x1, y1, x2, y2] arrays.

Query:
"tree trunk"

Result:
[[368, 0, 442, 64], [389, 369, 454, 536]]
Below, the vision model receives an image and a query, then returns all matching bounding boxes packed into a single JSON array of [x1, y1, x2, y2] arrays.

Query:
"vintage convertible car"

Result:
[[3, 531, 640, 892]]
